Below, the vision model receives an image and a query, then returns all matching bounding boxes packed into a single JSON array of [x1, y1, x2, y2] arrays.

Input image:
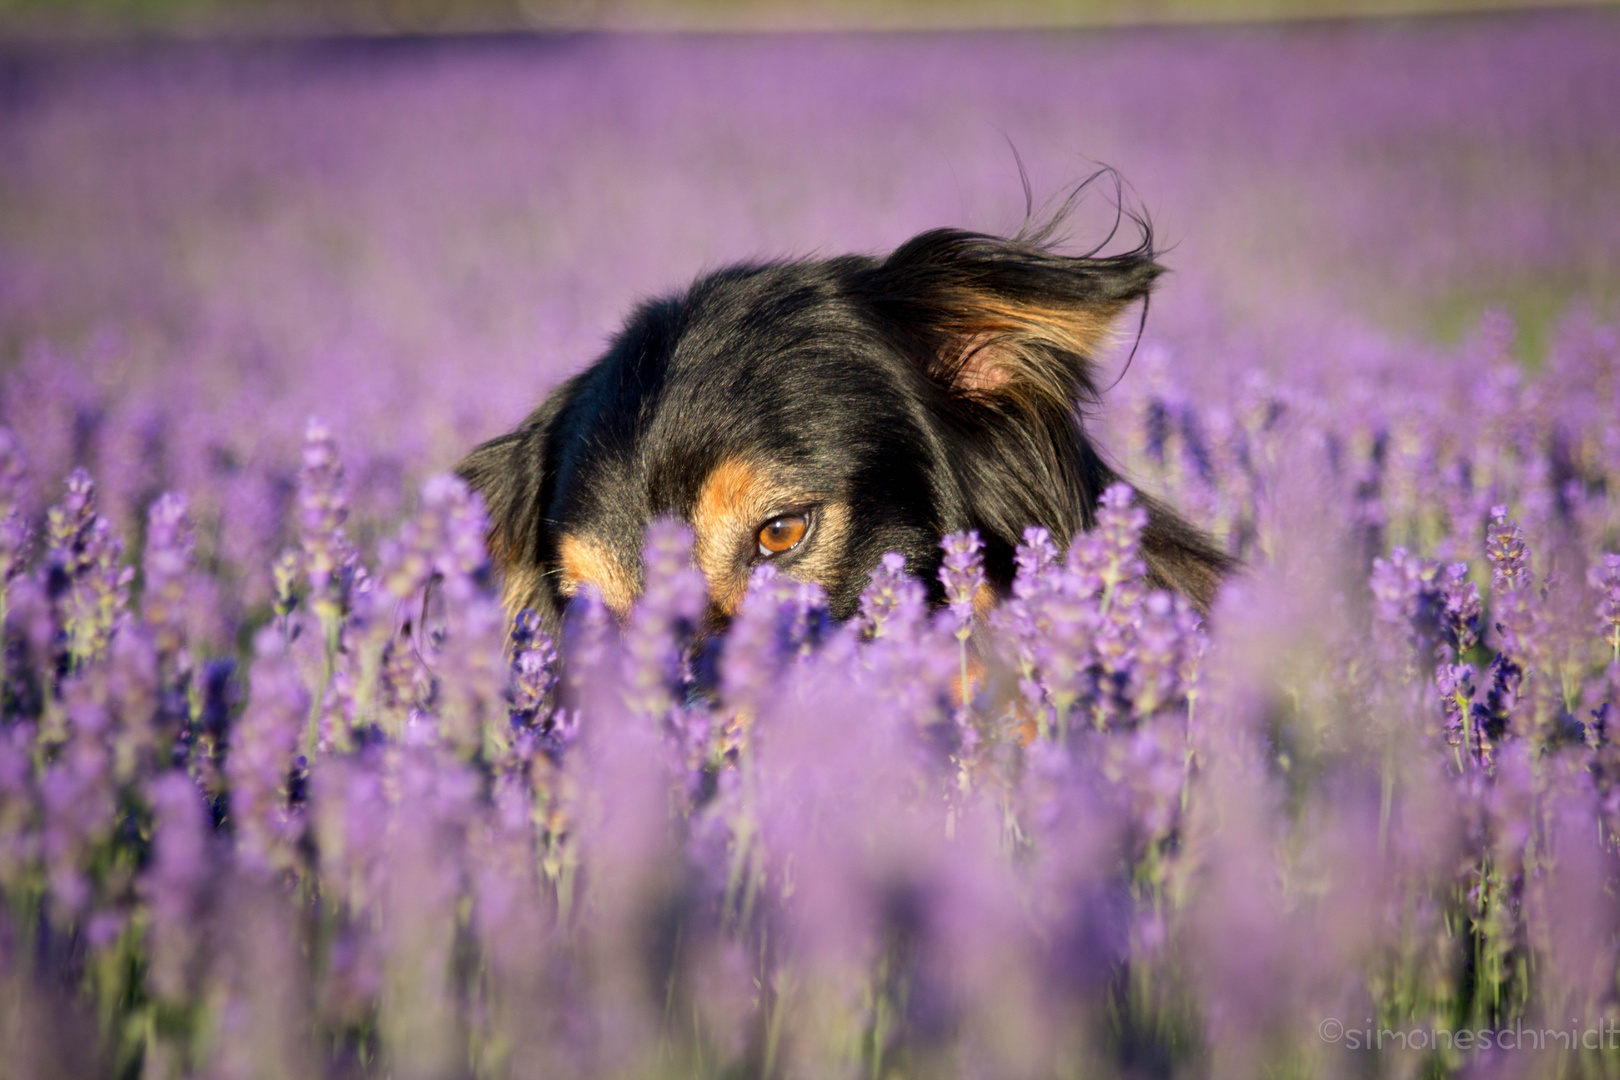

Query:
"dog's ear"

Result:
[[454, 384, 573, 619], [866, 228, 1161, 407], [456, 429, 540, 574]]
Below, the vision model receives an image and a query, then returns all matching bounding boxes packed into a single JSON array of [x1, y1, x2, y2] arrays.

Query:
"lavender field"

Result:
[[2, 11, 1620, 1078]]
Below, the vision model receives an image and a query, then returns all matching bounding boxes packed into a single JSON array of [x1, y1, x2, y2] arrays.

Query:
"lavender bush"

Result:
[[3, 12, 1620, 1079]]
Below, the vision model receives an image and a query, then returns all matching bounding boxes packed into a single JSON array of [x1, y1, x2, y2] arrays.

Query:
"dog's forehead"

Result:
[[556, 268, 897, 527], [544, 268, 926, 619]]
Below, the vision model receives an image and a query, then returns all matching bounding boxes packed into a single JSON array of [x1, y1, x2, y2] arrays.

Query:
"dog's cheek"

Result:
[[703, 570, 751, 619], [557, 534, 638, 618], [499, 564, 545, 616], [784, 501, 854, 600]]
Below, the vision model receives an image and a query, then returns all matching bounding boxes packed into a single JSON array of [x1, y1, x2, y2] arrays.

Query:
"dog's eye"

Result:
[[758, 513, 808, 556]]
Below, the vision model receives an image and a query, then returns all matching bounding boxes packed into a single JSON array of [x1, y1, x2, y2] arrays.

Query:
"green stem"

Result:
[[305, 610, 339, 758], [763, 961, 789, 1080], [1458, 690, 1473, 772]]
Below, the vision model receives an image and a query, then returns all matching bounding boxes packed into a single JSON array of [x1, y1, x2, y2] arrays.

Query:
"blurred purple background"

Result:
[[2, 10, 1616, 486]]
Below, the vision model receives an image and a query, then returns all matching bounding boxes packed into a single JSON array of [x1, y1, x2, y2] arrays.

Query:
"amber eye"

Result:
[[757, 513, 809, 556]]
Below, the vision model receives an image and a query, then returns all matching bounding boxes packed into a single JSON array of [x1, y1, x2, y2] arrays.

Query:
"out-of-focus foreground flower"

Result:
[[0, 315, 1617, 1079]]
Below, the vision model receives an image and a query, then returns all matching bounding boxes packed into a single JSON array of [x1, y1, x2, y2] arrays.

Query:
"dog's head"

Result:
[[457, 225, 1193, 631]]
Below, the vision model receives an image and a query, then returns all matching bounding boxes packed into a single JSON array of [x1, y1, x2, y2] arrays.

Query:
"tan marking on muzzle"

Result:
[[557, 534, 637, 618]]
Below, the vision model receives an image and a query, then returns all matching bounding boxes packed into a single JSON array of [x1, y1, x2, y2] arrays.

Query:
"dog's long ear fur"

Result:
[[864, 225, 1234, 612], [455, 385, 574, 623], [864, 228, 1159, 410]]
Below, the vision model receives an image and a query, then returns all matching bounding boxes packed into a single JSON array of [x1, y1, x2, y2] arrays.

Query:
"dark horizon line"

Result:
[[0, 0, 1613, 47]]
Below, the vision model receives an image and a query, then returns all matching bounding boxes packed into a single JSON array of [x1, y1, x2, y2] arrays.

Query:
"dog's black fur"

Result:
[[457, 216, 1234, 633]]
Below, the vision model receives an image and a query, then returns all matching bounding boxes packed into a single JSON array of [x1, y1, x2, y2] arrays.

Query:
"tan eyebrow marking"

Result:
[[557, 534, 637, 618], [691, 456, 850, 617], [692, 457, 771, 616]]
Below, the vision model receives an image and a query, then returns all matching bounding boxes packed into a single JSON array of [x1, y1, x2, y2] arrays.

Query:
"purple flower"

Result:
[[858, 551, 927, 640], [1589, 552, 1620, 663], [415, 480, 506, 757], [1476, 652, 1523, 751], [1484, 504, 1530, 595], [1368, 547, 1437, 627], [1087, 483, 1149, 610], [142, 492, 196, 660], [508, 608, 559, 731], [938, 529, 985, 634], [298, 417, 354, 624], [39, 703, 114, 920], [1013, 525, 1059, 601], [990, 527, 1065, 734], [271, 546, 304, 635], [1480, 507, 1540, 672], [1130, 592, 1195, 719], [142, 771, 214, 1001], [561, 581, 616, 716], [0, 426, 31, 594], [1436, 661, 1482, 768], [1439, 561, 1482, 655], [226, 635, 309, 873], [45, 469, 133, 665], [724, 563, 828, 711], [621, 519, 706, 723], [1034, 585, 1101, 740], [938, 530, 986, 707], [104, 624, 161, 782], [379, 473, 490, 606]]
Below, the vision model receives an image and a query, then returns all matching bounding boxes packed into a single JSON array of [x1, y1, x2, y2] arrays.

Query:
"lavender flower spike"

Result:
[[939, 530, 986, 631], [858, 551, 927, 640], [508, 608, 559, 730], [142, 771, 212, 1002], [1013, 525, 1060, 601], [939, 530, 985, 703], [1591, 552, 1620, 664], [298, 416, 351, 626], [621, 519, 706, 722], [1484, 504, 1530, 595], [228, 635, 310, 872], [1439, 561, 1482, 656], [46, 470, 132, 664], [142, 492, 195, 659], [1087, 482, 1149, 615], [0, 427, 30, 614], [1130, 592, 1185, 719]]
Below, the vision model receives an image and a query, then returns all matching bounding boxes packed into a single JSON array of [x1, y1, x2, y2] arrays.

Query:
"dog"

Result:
[[456, 215, 1233, 634]]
